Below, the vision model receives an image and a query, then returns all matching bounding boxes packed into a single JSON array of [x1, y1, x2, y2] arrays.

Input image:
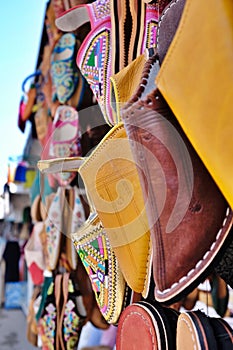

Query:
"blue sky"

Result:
[[0, 0, 48, 191]]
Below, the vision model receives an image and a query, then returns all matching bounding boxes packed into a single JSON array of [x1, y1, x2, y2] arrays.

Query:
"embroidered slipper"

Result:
[[38, 154, 132, 324], [63, 186, 86, 271], [44, 187, 65, 271], [45, 0, 61, 47], [37, 275, 58, 349], [51, 33, 79, 104], [24, 222, 46, 285], [56, 273, 86, 350], [49, 105, 82, 187], [78, 123, 152, 297], [72, 210, 130, 325], [40, 44, 61, 119], [55, 0, 161, 126], [34, 106, 50, 145], [19, 70, 41, 130]]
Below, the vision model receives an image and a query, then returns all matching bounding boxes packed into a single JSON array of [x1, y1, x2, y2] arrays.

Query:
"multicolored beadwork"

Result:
[[90, 0, 111, 22], [77, 17, 112, 124], [71, 214, 126, 324], [142, 4, 160, 51]]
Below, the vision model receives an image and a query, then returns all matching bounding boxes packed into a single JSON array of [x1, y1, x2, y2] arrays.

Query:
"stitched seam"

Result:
[[157, 0, 190, 80], [138, 302, 168, 349], [156, 0, 182, 49], [120, 310, 157, 347], [72, 225, 122, 323], [179, 316, 197, 350], [142, 237, 153, 297], [157, 207, 232, 295]]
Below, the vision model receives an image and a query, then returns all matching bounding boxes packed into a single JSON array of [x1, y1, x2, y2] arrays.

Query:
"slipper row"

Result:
[[116, 301, 233, 349]]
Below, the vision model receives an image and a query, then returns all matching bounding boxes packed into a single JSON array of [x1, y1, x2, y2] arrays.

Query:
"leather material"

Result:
[[156, 0, 186, 64], [110, 53, 147, 120], [177, 310, 233, 350], [122, 54, 233, 303], [38, 123, 152, 296], [79, 123, 152, 296], [156, 0, 233, 208], [176, 311, 218, 350], [116, 301, 179, 350]]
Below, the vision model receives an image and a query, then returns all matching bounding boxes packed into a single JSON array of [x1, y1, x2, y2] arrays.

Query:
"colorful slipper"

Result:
[[51, 33, 79, 104], [49, 105, 82, 187], [63, 186, 86, 271], [55, 0, 161, 125], [71, 211, 130, 324], [44, 187, 64, 270]]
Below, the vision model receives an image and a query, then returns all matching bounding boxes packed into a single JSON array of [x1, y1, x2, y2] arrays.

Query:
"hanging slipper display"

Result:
[[119, 0, 233, 304], [55, 0, 169, 125]]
